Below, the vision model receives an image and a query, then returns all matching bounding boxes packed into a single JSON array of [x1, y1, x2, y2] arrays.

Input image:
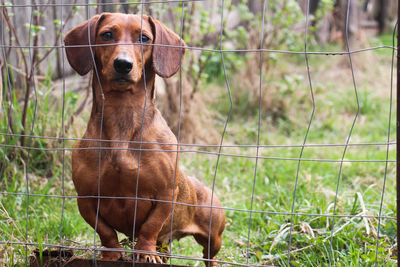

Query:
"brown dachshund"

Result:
[[64, 13, 225, 266]]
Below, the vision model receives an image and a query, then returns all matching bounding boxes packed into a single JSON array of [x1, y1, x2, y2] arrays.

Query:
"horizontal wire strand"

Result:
[[0, 43, 396, 54], [0, 191, 395, 220], [0, 144, 395, 162], [0, 132, 395, 148]]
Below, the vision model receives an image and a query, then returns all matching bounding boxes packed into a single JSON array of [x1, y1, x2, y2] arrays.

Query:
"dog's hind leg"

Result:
[[194, 232, 223, 267]]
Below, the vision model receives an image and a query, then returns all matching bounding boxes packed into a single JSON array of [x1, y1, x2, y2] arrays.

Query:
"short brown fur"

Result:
[[64, 13, 225, 266]]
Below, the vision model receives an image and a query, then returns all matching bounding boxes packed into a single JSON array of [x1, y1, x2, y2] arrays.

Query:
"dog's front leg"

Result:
[[134, 197, 173, 263], [77, 198, 124, 261]]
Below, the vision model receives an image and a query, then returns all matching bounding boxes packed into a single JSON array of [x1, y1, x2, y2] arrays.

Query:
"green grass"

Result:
[[170, 46, 396, 266], [0, 41, 396, 266]]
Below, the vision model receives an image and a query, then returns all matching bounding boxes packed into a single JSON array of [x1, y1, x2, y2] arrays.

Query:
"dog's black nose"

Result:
[[113, 57, 133, 74]]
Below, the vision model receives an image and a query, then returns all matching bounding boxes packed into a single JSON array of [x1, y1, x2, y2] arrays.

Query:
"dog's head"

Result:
[[64, 13, 185, 89]]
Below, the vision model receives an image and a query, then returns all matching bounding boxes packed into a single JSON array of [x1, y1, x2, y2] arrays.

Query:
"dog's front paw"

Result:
[[100, 250, 124, 261], [134, 238, 164, 263], [135, 253, 163, 264]]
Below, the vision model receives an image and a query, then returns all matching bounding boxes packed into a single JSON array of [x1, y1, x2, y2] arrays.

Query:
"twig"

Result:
[[356, 192, 370, 235], [0, 201, 25, 242], [64, 78, 92, 136], [1, 5, 29, 78], [21, 0, 41, 146], [34, 0, 78, 67]]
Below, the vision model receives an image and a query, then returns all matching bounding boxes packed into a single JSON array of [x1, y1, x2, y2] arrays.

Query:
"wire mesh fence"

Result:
[[0, 0, 397, 266]]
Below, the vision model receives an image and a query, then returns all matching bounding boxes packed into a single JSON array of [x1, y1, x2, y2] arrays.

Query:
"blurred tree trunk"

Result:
[[297, 0, 320, 14], [297, 0, 359, 46], [99, 0, 114, 13], [247, 1, 262, 14], [347, 0, 359, 43], [374, 0, 389, 33], [297, 0, 331, 44]]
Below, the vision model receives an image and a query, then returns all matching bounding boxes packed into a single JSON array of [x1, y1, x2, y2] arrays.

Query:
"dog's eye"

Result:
[[100, 31, 113, 41], [137, 34, 150, 43]]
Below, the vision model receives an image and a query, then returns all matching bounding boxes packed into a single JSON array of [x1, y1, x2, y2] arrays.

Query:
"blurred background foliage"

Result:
[[1, 0, 397, 145]]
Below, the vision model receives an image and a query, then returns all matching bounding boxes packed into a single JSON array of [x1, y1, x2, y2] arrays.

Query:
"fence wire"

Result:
[[0, 0, 397, 266]]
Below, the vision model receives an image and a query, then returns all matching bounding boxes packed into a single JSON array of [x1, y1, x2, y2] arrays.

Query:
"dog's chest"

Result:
[[98, 153, 156, 195]]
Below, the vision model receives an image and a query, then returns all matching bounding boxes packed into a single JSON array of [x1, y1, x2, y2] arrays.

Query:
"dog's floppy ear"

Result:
[[64, 14, 104, 75], [149, 17, 186, 78]]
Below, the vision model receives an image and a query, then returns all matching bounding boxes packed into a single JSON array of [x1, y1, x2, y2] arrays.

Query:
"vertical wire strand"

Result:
[[396, 3, 400, 265], [58, 1, 67, 265], [245, 0, 267, 265], [206, 0, 233, 265], [0, 1, 13, 182], [24, 1, 40, 264], [24, 4, 34, 264], [328, 0, 360, 265], [86, 2, 106, 265], [168, 1, 186, 265], [132, 2, 149, 264], [373, 21, 397, 266], [287, 0, 315, 264]]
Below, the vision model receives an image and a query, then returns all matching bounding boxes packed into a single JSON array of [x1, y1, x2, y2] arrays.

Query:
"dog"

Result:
[[64, 13, 225, 266]]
